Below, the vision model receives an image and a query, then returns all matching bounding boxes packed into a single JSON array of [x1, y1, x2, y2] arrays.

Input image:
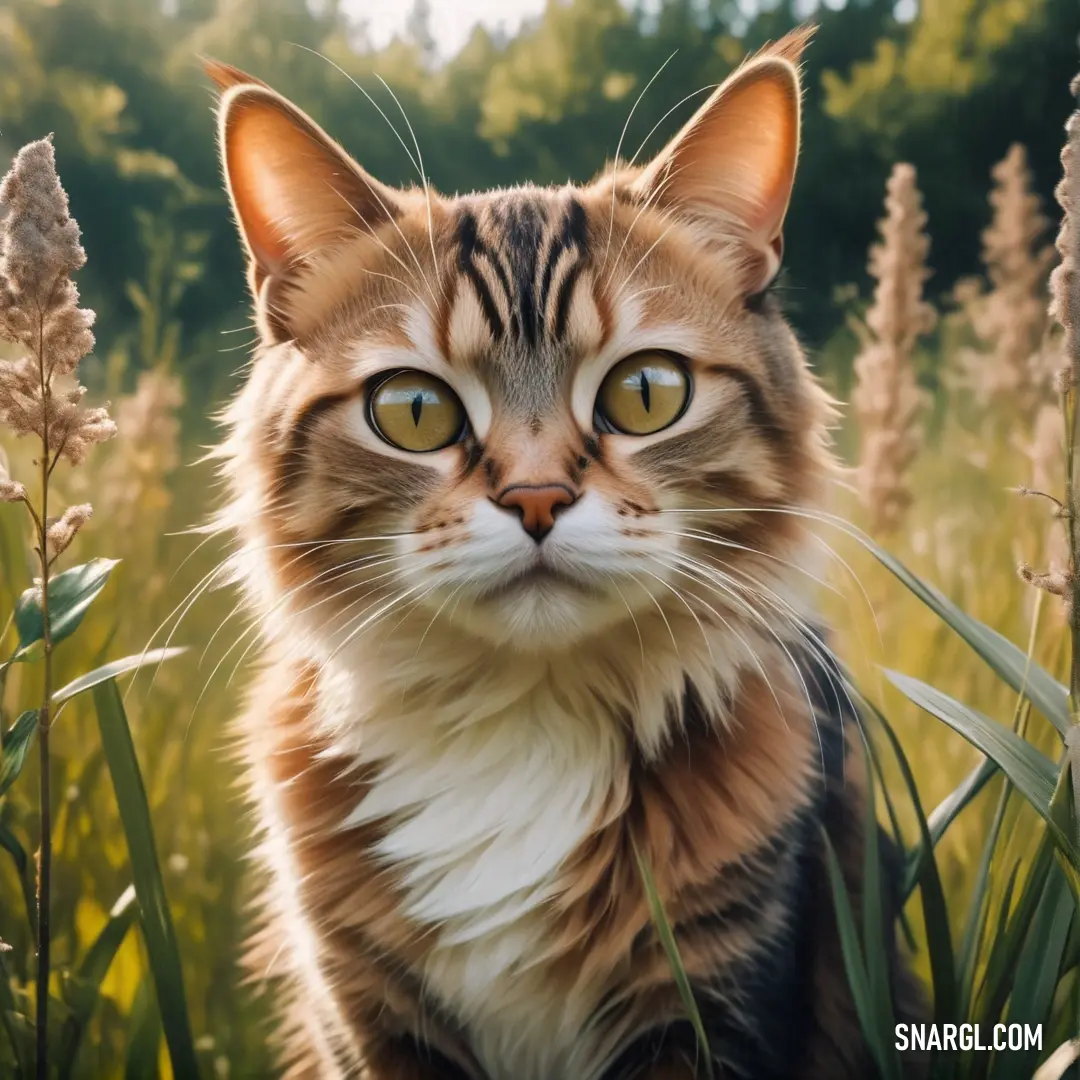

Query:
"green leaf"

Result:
[[632, 838, 713, 1079], [0, 822, 35, 936], [996, 863, 1074, 1080], [903, 757, 997, 897], [865, 540, 1069, 734], [863, 698, 956, 1035], [821, 829, 902, 1080], [58, 886, 137, 1079], [92, 680, 198, 1079], [13, 560, 119, 658], [976, 835, 1054, 1031], [0, 952, 29, 1078], [0, 712, 37, 799], [52, 648, 187, 705], [955, 771, 1013, 1028], [0, 822, 27, 879], [860, 759, 896, 1059], [124, 975, 161, 1080], [883, 671, 1069, 856]]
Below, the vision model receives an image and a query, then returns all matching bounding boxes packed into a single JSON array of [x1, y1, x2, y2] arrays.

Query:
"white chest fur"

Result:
[[332, 661, 626, 1080]]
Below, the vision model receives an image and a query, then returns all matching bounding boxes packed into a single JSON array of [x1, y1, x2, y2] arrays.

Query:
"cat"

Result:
[[203, 25, 920, 1080]]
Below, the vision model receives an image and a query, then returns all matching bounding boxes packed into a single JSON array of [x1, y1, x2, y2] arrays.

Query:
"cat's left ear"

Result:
[[202, 57, 403, 341], [631, 26, 813, 295]]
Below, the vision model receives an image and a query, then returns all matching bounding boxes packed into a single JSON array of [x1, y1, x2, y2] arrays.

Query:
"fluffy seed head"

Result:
[[852, 163, 934, 533]]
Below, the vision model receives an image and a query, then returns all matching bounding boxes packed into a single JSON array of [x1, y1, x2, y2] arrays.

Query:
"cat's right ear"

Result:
[[204, 59, 401, 341]]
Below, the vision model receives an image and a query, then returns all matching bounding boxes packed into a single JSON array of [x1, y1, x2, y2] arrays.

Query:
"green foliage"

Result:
[[820, 535, 1080, 1079], [0, 548, 194, 1076], [1, 0, 1074, 360], [91, 680, 198, 1079]]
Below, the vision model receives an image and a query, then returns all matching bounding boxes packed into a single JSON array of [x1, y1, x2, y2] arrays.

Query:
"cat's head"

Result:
[[208, 28, 835, 663]]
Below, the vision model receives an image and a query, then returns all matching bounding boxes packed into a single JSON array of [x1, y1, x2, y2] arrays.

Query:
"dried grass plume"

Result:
[[954, 144, 1056, 420], [852, 162, 935, 534], [1020, 75, 1079, 610], [1051, 78, 1080, 384], [0, 136, 115, 467]]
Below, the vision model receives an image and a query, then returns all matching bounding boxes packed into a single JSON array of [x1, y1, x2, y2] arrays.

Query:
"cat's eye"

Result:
[[368, 370, 466, 452], [595, 351, 691, 436]]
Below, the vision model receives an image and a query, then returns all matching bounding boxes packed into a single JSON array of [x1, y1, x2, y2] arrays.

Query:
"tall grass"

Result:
[[0, 71, 1076, 1080], [0, 142, 269, 1078], [815, 69, 1080, 1080]]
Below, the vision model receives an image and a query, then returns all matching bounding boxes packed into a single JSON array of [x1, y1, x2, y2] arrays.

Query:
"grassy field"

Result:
[[0, 95, 1077, 1080]]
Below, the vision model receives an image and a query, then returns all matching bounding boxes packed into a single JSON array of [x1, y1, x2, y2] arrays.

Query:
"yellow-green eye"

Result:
[[368, 371, 466, 452], [595, 351, 691, 435]]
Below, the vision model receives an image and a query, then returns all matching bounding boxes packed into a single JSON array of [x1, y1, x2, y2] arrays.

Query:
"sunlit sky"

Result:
[[344, 0, 551, 58], [337, 0, 862, 61]]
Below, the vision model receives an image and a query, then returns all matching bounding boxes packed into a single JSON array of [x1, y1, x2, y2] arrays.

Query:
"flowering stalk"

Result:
[[0, 137, 115, 1076], [852, 163, 936, 534], [1038, 80, 1080, 716], [953, 143, 1056, 423]]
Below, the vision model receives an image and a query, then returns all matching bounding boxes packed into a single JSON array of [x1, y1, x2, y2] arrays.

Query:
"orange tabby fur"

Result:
[[204, 26, 921, 1079]]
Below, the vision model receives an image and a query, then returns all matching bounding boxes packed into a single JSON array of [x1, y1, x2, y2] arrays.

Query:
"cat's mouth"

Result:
[[477, 562, 598, 601]]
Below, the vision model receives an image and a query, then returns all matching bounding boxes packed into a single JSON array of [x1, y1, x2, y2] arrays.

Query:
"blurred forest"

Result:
[[1, 0, 1078, 381], [0, 0, 1079, 1076]]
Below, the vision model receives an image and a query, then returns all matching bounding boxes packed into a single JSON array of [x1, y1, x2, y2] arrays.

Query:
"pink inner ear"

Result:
[[220, 87, 400, 283], [225, 100, 310, 273], [635, 58, 801, 275]]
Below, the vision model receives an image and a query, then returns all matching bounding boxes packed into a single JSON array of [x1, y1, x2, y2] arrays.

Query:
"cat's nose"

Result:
[[495, 484, 578, 542]]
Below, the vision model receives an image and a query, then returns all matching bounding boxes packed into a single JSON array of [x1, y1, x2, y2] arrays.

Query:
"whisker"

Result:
[[627, 84, 717, 171], [657, 505, 882, 643], [660, 526, 837, 595], [637, 567, 716, 669], [679, 550, 861, 729], [647, 555, 786, 722], [314, 578, 433, 684], [627, 571, 681, 663], [659, 553, 825, 773], [374, 74, 446, 305], [607, 574, 645, 669], [605, 176, 677, 294], [605, 219, 676, 297], [189, 555, 410, 729], [600, 49, 679, 276]]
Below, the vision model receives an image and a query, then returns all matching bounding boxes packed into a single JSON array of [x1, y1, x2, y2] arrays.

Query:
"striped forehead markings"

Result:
[[454, 195, 590, 346]]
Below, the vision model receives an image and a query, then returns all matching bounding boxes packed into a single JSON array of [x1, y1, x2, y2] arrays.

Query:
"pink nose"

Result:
[[495, 484, 577, 542]]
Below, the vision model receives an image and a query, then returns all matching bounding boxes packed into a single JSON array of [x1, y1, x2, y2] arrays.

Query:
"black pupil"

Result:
[[411, 391, 423, 426], [638, 369, 651, 413]]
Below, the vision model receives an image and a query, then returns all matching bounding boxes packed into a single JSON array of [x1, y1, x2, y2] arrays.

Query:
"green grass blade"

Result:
[[883, 671, 1069, 855], [124, 975, 161, 1080], [821, 828, 902, 1080], [863, 541, 1069, 734], [13, 559, 119, 659], [955, 773, 1013, 1025], [860, 757, 898, 1064], [0, 711, 37, 799], [904, 758, 998, 896], [995, 863, 1074, 1080], [632, 839, 713, 1079], [862, 697, 957, 1032], [975, 833, 1054, 1034], [58, 885, 137, 1079], [91, 679, 199, 1079], [0, 821, 36, 936], [0, 952, 29, 1078], [52, 648, 187, 705], [862, 726, 917, 949]]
